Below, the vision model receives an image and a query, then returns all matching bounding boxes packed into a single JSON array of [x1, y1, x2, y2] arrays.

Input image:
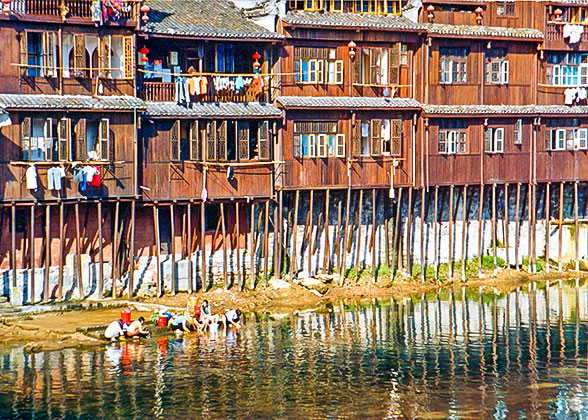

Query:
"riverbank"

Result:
[[1, 269, 585, 352]]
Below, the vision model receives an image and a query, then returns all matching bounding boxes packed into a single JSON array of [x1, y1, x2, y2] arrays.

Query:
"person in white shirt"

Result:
[[104, 319, 126, 341], [224, 309, 242, 329]]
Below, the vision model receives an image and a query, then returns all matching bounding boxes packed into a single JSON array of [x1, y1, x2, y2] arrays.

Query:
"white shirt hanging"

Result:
[[26, 165, 38, 190]]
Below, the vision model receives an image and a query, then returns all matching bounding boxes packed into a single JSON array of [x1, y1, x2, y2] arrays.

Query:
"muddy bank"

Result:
[[1, 270, 585, 353]]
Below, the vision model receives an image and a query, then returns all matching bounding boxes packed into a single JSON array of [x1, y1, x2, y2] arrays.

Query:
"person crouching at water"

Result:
[[200, 300, 211, 325], [104, 319, 126, 341], [126, 317, 149, 338], [225, 309, 242, 329], [169, 314, 191, 334]]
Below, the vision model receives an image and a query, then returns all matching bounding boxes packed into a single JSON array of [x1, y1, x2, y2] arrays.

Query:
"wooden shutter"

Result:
[[73, 34, 86, 77], [317, 59, 325, 84], [206, 121, 216, 161], [335, 60, 344, 84], [370, 119, 381, 155], [391, 119, 402, 156], [22, 117, 31, 160], [494, 128, 504, 152], [75, 118, 87, 161], [99, 35, 111, 78], [336, 134, 345, 157], [438, 131, 446, 154], [369, 49, 379, 85], [238, 121, 250, 161], [317, 134, 327, 157], [389, 45, 400, 85], [42, 32, 57, 78], [353, 47, 361, 85], [170, 120, 180, 161], [545, 128, 552, 151], [514, 119, 522, 144], [44, 118, 53, 160], [19, 31, 28, 77], [258, 121, 270, 161], [484, 128, 492, 152], [58, 118, 70, 161], [457, 132, 467, 153], [352, 121, 361, 157], [217, 121, 227, 161], [123, 36, 134, 79], [190, 121, 200, 160], [99, 118, 110, 160]]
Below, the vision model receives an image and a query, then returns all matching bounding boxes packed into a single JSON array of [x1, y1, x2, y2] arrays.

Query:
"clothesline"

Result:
[[12, 63, 126, 72], [138, 68, 295, 78]]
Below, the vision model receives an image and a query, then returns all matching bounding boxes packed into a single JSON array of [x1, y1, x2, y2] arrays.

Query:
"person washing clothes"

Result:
[[126, 317, 150, 338], [104, 319, 127, 341]]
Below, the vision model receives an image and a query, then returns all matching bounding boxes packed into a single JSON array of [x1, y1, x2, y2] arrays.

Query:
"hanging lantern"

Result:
[[140, 46, 149, 55], [347, 40, 356, 60], [475, 14, 483, 23], [141, 55, 149, 63], [140, 4, 150, 22], [2, 0, 10, 15], [252, 51, 261, 73], [142, 14, 149, 22], [553, 8, 562, 22], [426, 4, 434, 21], [475, 6, 483, 14]]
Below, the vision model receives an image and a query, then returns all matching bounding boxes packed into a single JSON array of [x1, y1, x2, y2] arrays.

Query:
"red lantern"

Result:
[[252, 51, 261, 61], [347, 40, 356, 59], [554, 8, 562, 22], [476, 15, 483, 23], [141, 56, 149, 63], [140, 46, 149, 55], [140, 4, 150, 13], [142, 14, 149, 22], [426, 5, 434, 12], [475, 6, 483, 14]]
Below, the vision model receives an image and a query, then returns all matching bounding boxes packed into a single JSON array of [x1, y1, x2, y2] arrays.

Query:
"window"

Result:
[[293, 121, 344, 158], [439, 47, 468, 84], [570, 7, 588, 23], [353, 45, 402, 86], [545, 119, 587, 151], [21, 117, 57, 161], [196, 120, 270, 162], [287, 0, 400, 14], [294, 47, 343, 85], [514, 119, 522, 145], [438, 120, 467, 154], [484, 127, 505, 153], [20, 31, 57, 78], [496, 1, 515, 17], [352, 119, 401, 157], [546, 53, 588, 86], [169, 120, 191, 162], [485, 48, 509, 85]]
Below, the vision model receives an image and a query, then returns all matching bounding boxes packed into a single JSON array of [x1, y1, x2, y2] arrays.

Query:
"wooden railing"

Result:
[[546, 22, 588, 43], [138, 81, 269, 103], [10, 0, 135, 20]]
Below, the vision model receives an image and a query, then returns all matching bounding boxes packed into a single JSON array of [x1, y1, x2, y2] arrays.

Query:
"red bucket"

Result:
[[121, 308, 132, 325], [157, 316, 168, 327]]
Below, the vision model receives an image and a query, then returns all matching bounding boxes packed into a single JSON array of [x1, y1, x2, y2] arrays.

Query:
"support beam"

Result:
[[170, 203, 176, 295], [574, 181, 579, 271], [545, 183, 550, 273], [433, 186, 439, 281], [11, 204, 16, 289], [200, 202, 207, 291], [504, 184, 509, 268], [308, 190, 314, 277], [492, 183, 497, 273], [128, 200, 135, 298], [263, 200, 270, 284], [354, 189, 364, 279], [449, 185, 455, 280], [340, 187, 351, 284], [187, 202, 193, 293], [420, 187, 426, 282], [558, 182, 564, 271], [44, 205, 50, 301], [75, 201, 82, 299], [250, 202, 256, 287], [236, 202, 242, 290], [112, 200, 120, 298], [58, 202, 64, 299], [515, 183, 521, 271], [323, 190, 331, 274], [333, 197, 342, 276], [461, 185, 468, 282], [220, 202, 227, 289], [393, 188, 403, 277], [274, 195, 280, 279], [406, 187, 414, 275], [528, 184, 533, 273], [153, 203, 161, 297], [98, 200, 104, 299], [30, 205, 35, 303], [478, 185, 484, 277], [371, 189, 377, 283]]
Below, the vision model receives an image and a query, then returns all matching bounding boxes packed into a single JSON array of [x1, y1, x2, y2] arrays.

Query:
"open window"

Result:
[[293, 121, 343, 158], [20, 31, 57, 78], [484, 127, 504, 153], [21, 117, 58, 161]]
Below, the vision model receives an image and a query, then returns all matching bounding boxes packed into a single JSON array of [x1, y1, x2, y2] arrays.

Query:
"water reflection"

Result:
[[1, 281, 587, 419]]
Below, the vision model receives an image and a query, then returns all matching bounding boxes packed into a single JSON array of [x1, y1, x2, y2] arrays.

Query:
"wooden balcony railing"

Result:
[[9, 0, 135, 20], [138, 81, 269, 103], [546, 22, 588, 44]]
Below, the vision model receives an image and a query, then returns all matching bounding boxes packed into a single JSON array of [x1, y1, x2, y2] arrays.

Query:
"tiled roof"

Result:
[[141, 0, 283, 40], [277, 96, 422, 109], [424, 104, 588, 116], [282, 10, 425, 32], [145, 102, 282, 118], [424, 23, 543, 40], [0, 94, 145, 111]]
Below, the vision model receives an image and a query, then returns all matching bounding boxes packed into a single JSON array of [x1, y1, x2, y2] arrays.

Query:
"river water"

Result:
[[1, 281, 587, 419]]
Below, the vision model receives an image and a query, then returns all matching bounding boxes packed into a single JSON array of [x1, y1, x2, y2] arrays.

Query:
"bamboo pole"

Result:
[[128, 200, 135, 298], [98, 200, 104, 299], [307, 190, 314, 277], [461, 185, 468, 282], [406, 187, 414, 275], [187, 202, 193, 293], [58, 202, 64, 299], [515, 183, 521, 271], [112, 200, 120, 298], [492, 183, 497, 273], [354, 189, 364, 278], [371, 189, 377, 283], [11, 203, 16, 289], [201, 202, 207, 291], [170, 203, 177, 295], [153, 203, 161, 297], [340, 187, 351, 284], [433, 186, 439, 281], [558, 182, 564, 271], [504, 183, 509, 268], [323, 190, 331, 274], [478, 185, 484, 277], [220, 202, 227, 289], [545, 183, 550, 273], [574, 181, 579, 271], [30, 205, 35, 303], [421, 187, 426, 282], [74, 201, 83, 299], [449, 185, 455, 280], [44, 205, 50, 301]]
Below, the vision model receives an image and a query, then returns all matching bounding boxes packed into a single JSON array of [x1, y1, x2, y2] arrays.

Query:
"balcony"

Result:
[[7, 0, 135, 21], [138, 81, 269, 103], [545, 22, 588, 50]]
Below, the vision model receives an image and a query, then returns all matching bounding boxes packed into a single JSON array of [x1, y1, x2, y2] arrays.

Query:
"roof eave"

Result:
[[141, 31, 284, 42]]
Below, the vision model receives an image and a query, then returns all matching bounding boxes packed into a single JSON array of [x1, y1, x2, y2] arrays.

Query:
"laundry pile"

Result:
[[563, 24, 584, 44], [564, 87, 588, 105], [73, 165, 101, 191], [174, 74, 266, 104]]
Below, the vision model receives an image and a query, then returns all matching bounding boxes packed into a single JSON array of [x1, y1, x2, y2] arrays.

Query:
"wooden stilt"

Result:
[[128, 200, 135, 298], [545, 183, 550, 273], [504, 184, 510, 268], [200, 202, 206, 291], [461, 185, 468, 281], [220, 202, 227, 289], [340, 187, 352, 284], [236, 202, 242, 289], [30, 205, 35, 303], [528, 184, 533, 272], [558, 182, 564, 271], [44, 205, 50, 300], [98, 200, 104, 299], [112, 200, 120, 298], [333, 197, 342, 275], [433, 186, 439, 281], [250, 202, 256, 287], [371, 189, 377, 283], [307, 190, 314, 277], [263, 200, 270, 284], [406, 187, 414, 275], [288, 193, 299, 280], [75, 201, 83, 299], [170, 203, 177, 295], [492, 183, 497, 273], [274, 195, 280, 279], [449, 185, 455, 280], [420, 187, 426, 282], [477, 185, 484, 277], [58, 202, 64, 299], [574, 181, 579, 271], [153, 203, 161, 297], [354, 189, 364, 278], [532, 184, 538, 272], [323, 190, 331, 274], [11, 203, 16, 289], [393, 188, 403, 277], [187, 202, 193, 293], [515, 183, 521, 271]]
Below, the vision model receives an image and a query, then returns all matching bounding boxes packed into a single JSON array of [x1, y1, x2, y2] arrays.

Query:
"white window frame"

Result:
[[309, 134, 317, 157], [554, 129, 566, 150], [446, 131, 457, 154], [317, 133, 328, 157], [440, 59, 452, 84], [336, 134, 345, 157], [493, 127, 504, 153], [576, 128, 588, 150], [500, 61, 509, 84], [514, 119, 522, 144]]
